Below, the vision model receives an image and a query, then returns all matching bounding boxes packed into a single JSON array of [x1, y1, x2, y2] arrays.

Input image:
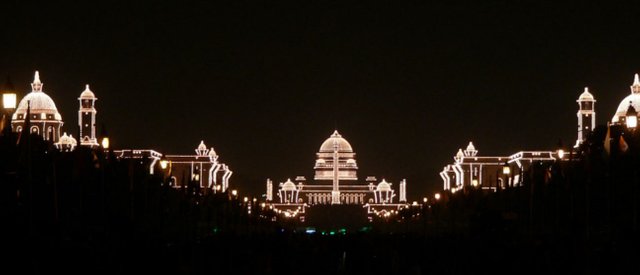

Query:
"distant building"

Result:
[[440, 74, 640, 192], [440, 142, 557, 192], [113, 141, 233, 192], [266, 130, 408, 220], [165, 141, 233, 192]]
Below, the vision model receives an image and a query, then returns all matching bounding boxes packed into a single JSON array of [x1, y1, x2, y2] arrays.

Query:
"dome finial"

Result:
[[85, 84, 90, 91], [34, 71, 41, 84], [31, 70, 43, 92], [632, 74, 640, 94]]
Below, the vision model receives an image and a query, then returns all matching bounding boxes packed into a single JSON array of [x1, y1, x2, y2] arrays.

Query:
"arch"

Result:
[[47, 126, 53, 141], [30, 126, 39, 135], [16, 126, 22, 132]]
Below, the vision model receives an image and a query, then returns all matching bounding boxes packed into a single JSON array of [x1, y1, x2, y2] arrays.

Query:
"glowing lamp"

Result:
[[231, 189, 238, 196], [557, 149, 565, 160], [423, 197, 428, 203], [193, 174, 200, 181], [471, 179, 479, 187], [502, 163, 510, 175], [3, 93, 16, 109], [101, 137, 110, 149], [160, 159, 169, 170], [243, 197, 248, 203], [434, 193, 441, 200], [627, 102, 637, 129]]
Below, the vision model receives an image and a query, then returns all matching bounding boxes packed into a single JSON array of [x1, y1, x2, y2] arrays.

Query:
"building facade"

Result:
[[266, 130, 408, 220]]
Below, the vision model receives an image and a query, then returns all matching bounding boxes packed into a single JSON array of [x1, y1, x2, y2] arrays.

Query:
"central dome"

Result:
[[319, 130, 353, 153]]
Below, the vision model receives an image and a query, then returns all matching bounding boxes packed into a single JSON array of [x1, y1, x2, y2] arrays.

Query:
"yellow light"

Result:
[[502, 165, 510, 175], [423, 197, 428, 203], [261, 203, 266, 208], [215, 185, 221, 191], [101, 137, 110, 149], [412, 201, 418, 206], [160, 160, 168, 170], [231, 190, 238, 196], [557, 149, 565, 159], [435, 193, 441, 200], [471, 179, 479, 187], [2, 93, 16, 109], [627, 116, 637, 129], [243, 197, 248, 203]]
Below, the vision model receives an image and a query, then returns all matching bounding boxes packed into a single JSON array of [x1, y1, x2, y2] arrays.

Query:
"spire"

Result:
[[31, 70, 43, 92], [631, 73, 640, 94], [34, 71, 41, 84], [85, 84, 90, 91], [332, 130, 341, 137]]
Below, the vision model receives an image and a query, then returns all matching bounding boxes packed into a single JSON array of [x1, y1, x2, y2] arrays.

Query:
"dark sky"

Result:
[[3, 1, 640, 198]]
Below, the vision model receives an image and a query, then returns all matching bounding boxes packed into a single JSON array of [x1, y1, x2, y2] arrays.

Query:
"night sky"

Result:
[[3, 1, 640, 198]]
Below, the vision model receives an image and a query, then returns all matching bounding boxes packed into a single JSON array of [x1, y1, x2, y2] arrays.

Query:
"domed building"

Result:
[[612, 74, 640, 124], [314, 130, 358, 181], [266, 130, 408, 220], [12, 71, 63, 142]]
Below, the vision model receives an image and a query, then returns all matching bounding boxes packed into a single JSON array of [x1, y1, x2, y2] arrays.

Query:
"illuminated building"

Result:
[[12, 71, 63, 142], [113, 141, 233, 191], [576, 87, 596, 147], [78, 84, 99, 147], [440, 142, 558, 191], [164, 141, 233, 191], [8, 71, 101, 151], [55, 132, 78, 152], [612, 74, 640, 126], [266, 130, 408, 220], [440, 74, 640, 192]]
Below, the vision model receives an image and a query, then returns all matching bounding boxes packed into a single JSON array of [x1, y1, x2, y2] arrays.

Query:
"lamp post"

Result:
[[2, 92, 16, 135]]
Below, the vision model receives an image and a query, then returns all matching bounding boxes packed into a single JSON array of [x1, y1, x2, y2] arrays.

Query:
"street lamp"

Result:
[[3, 93, 16, 109], [557, 149, 565, 160], [160, 158, 169, 170], [2, 93, 17, 135], [101, 137, 110, 149], [626, 101, 637, 129], [434, 193, 441, 200], [231, 189, 238, 197]]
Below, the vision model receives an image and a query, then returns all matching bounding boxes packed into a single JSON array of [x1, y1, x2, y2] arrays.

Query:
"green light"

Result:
[[329, 231, 336, 235]]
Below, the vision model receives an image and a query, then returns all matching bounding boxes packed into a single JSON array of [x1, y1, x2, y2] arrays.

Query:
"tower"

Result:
[[78, 84, 98, 147], [576, 87, 596, 147]]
